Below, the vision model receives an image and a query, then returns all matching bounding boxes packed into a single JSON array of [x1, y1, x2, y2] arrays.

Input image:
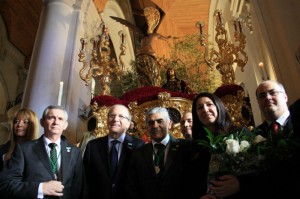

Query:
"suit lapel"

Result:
[[32, 136, 55, 179], [98, 136, 110, 176], [162, 137, 180, 177], [113, 135, 131, 181], [60, 139, 72, 182], [143, 144, 157, 176], [117, 135, 132, 170]]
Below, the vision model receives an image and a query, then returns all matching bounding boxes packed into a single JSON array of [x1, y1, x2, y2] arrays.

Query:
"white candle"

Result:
[[258, 62, 267, 80], [57, 81, 63, 106]]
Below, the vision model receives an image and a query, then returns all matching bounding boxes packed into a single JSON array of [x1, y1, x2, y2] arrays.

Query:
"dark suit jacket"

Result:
[[0, 141, 9, 172], [83, 134, 144, 199], [0, 135, 84, 199], [125, 135, 192, 199], [238, 115, 300, 199]]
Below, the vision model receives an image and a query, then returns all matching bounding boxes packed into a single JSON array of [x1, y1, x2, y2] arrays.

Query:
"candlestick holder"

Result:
[[196, 10, 248, 85], [78, 21, 126, 95]]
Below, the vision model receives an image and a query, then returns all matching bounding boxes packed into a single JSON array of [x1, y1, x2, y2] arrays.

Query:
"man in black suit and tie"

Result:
[[126, 107, 189, 199], [237, 80, 300, 199], [0, 105, 84, 199], [83, 104, 144, 199]]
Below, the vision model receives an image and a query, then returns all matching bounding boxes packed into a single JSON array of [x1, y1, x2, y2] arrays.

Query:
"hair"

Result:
[[181, 111, 192, 119], [87, 117, 97, 132], [42, 105, 68, 121], [166, 68, 180, 81], [144, 7, 160, 34], [107, 104, 132, 121], [192, 92, 231, 140], [255, 80, 286, 97], [146, 107, 170, 123], [4, 108, 39, 161]]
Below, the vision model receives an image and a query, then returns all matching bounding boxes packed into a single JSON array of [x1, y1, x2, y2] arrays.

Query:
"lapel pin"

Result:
[[66, 147, 71, 152]]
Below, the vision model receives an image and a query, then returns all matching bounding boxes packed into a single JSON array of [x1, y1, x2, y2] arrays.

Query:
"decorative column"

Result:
[[22, 0, 75, 122]]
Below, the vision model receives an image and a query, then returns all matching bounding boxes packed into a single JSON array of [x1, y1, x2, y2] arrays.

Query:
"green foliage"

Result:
[[159, 34, 222, 93], [118, 34, 222, 94], [120, 62, 139, 94]]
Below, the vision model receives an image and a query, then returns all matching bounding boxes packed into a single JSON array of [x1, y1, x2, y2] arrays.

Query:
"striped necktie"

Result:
[[48, 143, 58, 176]]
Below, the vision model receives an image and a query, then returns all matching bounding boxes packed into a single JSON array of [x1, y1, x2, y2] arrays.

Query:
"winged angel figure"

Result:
[[110, 7, 171, 87]]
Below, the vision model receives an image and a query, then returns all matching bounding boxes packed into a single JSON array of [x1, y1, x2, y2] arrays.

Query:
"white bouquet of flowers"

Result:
[[198, 127, 265, 176]]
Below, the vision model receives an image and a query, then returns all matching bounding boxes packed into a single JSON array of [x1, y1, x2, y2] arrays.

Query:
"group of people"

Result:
[[0, 80, 299, 199]]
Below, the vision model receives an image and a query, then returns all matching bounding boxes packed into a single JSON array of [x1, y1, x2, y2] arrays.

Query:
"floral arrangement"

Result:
[[198, 125, 300, 177], [198, 127, 262, 176], [253, 124, 300, 168]]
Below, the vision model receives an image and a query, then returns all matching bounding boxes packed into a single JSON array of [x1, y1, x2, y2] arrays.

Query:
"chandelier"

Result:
[[196, 10, 248, 85], [78, 20, 126, 95]]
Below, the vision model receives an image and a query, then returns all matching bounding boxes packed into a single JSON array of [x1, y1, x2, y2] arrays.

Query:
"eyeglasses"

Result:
[[257, 90, 284, 99], [108, 114, 130, 121]]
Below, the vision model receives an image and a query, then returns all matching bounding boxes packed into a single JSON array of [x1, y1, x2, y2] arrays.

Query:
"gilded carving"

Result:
[[89, 92, 193, 139]]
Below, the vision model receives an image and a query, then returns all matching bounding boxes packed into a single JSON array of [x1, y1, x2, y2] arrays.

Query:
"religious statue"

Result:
[[110, 7, 171, 87], [162, 68, 192, 94]]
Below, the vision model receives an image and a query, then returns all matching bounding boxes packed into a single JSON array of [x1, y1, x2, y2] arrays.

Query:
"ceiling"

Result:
[[0, 0, 210, 66], [0, 0, 42, 62]]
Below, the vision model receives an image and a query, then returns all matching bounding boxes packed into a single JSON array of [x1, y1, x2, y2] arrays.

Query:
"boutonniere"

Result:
[[66, 147, 71, 152], [127, 142, 133, 149], [171, 144, 180, 151]]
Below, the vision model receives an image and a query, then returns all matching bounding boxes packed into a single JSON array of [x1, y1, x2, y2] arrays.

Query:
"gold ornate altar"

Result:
[[214, 84, 254, 127], [128, 92, 192, 140], [79, 8, 254, 141], [87, 87, 194, 140]]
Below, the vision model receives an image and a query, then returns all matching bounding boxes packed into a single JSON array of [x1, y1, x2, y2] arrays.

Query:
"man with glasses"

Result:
[[83, 104, 144, 199], [126, 107, 190, 199], [239, 80, 300, 199], [256, 80, 289, 131]]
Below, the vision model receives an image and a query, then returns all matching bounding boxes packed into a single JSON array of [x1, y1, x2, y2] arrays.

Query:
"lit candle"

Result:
[[218, 11, 222, 24], [234, 21, 238, 32], [258, 62, 267, 80], [238, 21, 243, 33], [57, 81, 63, 106], [195, 21, 204, 35], [199, 22, 203, 35], [80, 38, 85, 51]]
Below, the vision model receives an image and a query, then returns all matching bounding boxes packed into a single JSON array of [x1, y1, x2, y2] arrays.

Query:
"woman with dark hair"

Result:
[[192, 92, 231, 141], [187, 92, 241, 199]]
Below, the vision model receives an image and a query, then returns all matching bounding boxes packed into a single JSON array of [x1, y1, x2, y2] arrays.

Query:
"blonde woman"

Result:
[[0, 108, 39, 171]]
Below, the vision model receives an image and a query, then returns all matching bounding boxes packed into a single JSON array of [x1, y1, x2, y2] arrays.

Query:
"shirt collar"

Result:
[[44, 136, 61, 148], [267, 110, 290, 126], [108, 132, 126, 143], [152, 134, 170, 147]]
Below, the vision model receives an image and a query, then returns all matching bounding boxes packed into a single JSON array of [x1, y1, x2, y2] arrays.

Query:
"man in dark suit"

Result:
[[237, 80, 300, 199], [83, 104, 144, 199], [126, 107, 189, 199], [0, 105, 84, 199]]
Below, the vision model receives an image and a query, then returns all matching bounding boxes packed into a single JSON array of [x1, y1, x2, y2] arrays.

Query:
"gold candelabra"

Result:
[[196, 10, 248, 85], [78, 21, 126, 95]]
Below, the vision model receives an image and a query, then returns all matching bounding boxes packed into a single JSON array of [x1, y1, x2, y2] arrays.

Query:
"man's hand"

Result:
[[208, 174, 240, 198], [42, 180, 64, 196]]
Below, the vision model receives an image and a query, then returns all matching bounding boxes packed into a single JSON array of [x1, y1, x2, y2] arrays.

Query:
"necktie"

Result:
[[110, 140, 119, 177], [48, 143, 58, 177], [154, 143, 165, 175], [270, 121, 280, 134]]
